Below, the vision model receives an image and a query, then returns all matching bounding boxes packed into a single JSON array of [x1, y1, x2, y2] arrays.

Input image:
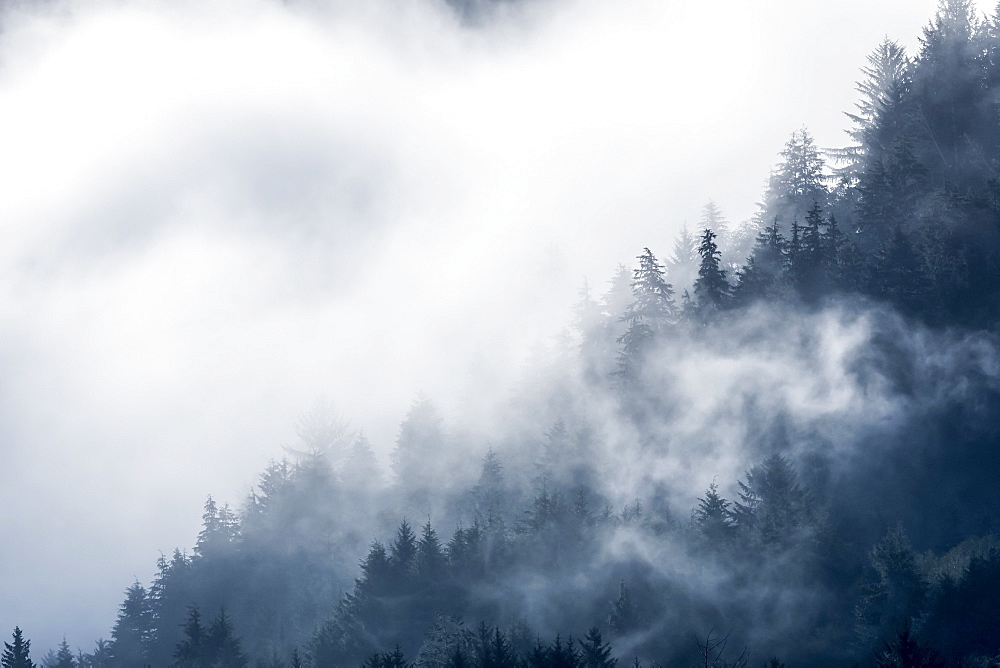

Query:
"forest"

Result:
[[6, 0, 1000, 666]]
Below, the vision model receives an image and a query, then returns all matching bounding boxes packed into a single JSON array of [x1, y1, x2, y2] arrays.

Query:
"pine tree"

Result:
[[357, 540, 391, 597], [205, 608, 248, 668], [733, 219, 786, 306], [341, 435, 382, 490], [730, 455, 812, 547], [694, 481, 735, 545], [874, 619, 944, 668], [693, 229, 728, 315], [474, 446, 508, 521], [548, 635, 580, 668], [608, 582, 639, 635], [195, 495, 238, 558], [913, 0, 983, 186], [52, 640, 73, 668], [666, 223, 700, 293], [700, 201, 730, 246], [381, 645, 409, 668], [832, 38, 913, 183], [110, 582, 152, 667], [174, 606, 204, 667], [759, 127, 829, 230], [580, 628, 616, 668], [527, 640, 549, 668], [415, 520, 447, 582], [855, 528, 928, 651], [794, 201, 829, 300], [391, 396, 446, 511], [389, 519, 418, 580], [2, 628, 35, 668], [616, 248, 674, 380], [622, 248, 675, 332]]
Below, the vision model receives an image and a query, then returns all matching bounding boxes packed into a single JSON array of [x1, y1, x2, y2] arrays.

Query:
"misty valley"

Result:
[[7, 0, 1000, 666]]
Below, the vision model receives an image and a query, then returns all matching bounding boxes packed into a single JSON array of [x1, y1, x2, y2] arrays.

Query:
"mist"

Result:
[[0, 0, 951, 658]]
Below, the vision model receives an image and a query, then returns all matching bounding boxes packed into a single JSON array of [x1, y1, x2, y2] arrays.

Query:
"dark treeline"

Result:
[[11, 1, 1000, 666]]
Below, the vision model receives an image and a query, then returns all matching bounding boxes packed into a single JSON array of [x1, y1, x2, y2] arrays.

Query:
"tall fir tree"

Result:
[[2, 628, 35, 668], [110, 582, 152, 668], [692, 229, 729, 316], [616, 248, 674, 381]]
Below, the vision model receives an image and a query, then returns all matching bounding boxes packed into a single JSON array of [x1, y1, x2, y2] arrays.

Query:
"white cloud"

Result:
[[0, 0, 941, 652]]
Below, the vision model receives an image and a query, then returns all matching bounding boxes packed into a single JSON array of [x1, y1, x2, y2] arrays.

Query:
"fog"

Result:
[[0, 0, 943, 654]]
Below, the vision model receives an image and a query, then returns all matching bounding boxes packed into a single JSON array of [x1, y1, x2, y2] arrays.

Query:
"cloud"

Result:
[[0, 0, 943, 653]]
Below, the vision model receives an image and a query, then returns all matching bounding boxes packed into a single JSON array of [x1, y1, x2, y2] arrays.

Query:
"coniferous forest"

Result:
[[9, 1, 1000, 666]]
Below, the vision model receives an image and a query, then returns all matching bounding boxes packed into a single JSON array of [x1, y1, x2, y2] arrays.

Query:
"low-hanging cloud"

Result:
[[0, 0, 943, 654]]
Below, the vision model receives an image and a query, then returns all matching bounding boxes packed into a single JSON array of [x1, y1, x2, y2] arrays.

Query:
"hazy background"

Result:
[[0, 0, 941, 653]]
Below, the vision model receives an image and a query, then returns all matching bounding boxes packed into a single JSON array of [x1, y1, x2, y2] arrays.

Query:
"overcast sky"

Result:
[[0, 0, 944, 653]]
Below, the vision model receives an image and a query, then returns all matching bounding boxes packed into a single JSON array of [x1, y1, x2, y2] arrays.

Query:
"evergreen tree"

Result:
[[759, 127, 829, 230], [579, 628, 616, 668], [473, 447, 508, 521], [665, 223, 700, 293], [733, 219, 786, 306], [52, 641, 73, 668], [856, 528, 928, 652], [77, 640, 112, 668], [204, 608, 248, 668], [871, 226, 932, 314], [832, 38, 913, 183], [913, 0, 984, 187], [358, 540, 392, 597], [700, 201, 730, 246], [874, 619, 944, 668], [608, 582, 640, 635], [730, 455, 813, 547], [341, 435, 382, 490], [616, 248, 674, 380], [389, 519, 418, 581], [693, 481, 735, 545], [692, 229, 728, 315], [548, 635, 580, 668], [623, 248, 676, 332], [195, 495, 238, 558], [381, 645, 409, 668], [174, 606, 204, 668], [391, 396, 447, 511], [110, 582, 152, 667], [526, 640, 549, 668], [795, 201, 830, 300], [415, 520, 447, 582], [2, 628, 35, 668]]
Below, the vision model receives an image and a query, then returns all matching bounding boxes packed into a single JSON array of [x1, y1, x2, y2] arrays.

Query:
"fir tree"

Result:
[[700, 201, 730, 246], [694, 481, 735, 545], [205, 608, 248, 668], [415, 520, 447, 582], [608, 582, 639, 635], [874, 619, 944, 668], [174, 606, 204, 667], [389, 519, 418, 580], [730, 454, 812, 547], [2, 628, 35, 668], [616, 248, 674, 381], [693, 229, 728, 315], [110, 582, 152, 667], [580, 628, 616, 668], [52, 640, 73, 668], [665, 223, 700, 293]]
